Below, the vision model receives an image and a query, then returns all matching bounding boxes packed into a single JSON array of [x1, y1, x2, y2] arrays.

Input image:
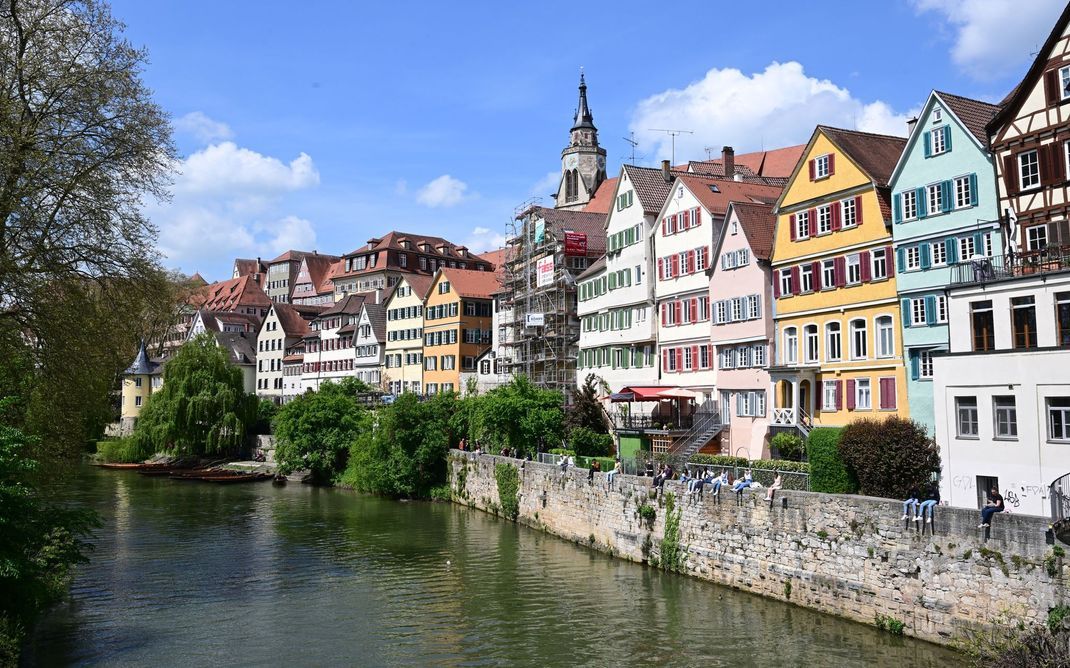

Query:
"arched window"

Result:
[[876, 315, 895, 358], [825, 321, 842, 361], [850, 319, 868, 360], [804, 324, 819, 363], [783, 326, 798, 364], [565, 170, 579, 202]]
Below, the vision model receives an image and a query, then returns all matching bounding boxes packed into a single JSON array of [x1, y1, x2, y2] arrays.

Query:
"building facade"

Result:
[[119, 342, 163, 431], [255, 303, 324, 403], [888, 91, 1002, 434], [422, 268, 496, 394], [352, 303, 386, 388], [290, 254, 341, 306], [299, 294, 367, 393], [382, 275, 430, 395]]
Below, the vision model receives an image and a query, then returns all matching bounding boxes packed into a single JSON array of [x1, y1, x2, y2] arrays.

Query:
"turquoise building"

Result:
[[888, 91, 1003, 435]]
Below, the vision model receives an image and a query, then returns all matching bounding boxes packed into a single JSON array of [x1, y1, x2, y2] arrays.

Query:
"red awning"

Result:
[[618, 386, 678, 402]]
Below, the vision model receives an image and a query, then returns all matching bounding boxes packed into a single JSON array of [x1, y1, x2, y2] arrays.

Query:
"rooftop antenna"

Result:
[[703, 146, 716, 160], [623, 132, 639, 163], [648, 128, 693, 165]]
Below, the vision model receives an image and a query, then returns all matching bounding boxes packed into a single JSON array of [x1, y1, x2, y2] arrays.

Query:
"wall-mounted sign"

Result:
[[564, 231, 587, 256], [525, 313, 545, 327], [536, 255, 554, 287]]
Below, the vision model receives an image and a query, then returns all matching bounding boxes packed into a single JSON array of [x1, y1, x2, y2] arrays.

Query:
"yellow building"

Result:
[[119, 341, 163, 431], [421, 268, 496, 394], [382, 274, 432, 395], [769, 126, 908, 435]]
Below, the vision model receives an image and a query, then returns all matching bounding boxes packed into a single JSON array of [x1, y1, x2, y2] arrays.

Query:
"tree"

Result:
[[806, 427, 856, 494], [129, 334, 257, 457], [569, 426, 612, 457], [273, 377, 369, 484], [475, 376, 564, 456], [837, 416, 940, 499], [567, 374, 609, 434]]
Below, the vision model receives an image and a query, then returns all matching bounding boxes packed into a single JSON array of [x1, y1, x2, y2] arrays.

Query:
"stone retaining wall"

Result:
[[449, 451, 1068, 646]]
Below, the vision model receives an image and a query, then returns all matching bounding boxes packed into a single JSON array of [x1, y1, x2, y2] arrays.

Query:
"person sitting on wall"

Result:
[[588, 459, 600, 484], [901, 487, 920, 521], [560, 456, 569, 473], [979, 487, 1004, 528], [731, 470, 753, 493], [606, 459, 622, 487], [710, 471, 728, 496], [764, 472, 783, 501], [916, 482, 940, 524], [678, 467, 692, 487]]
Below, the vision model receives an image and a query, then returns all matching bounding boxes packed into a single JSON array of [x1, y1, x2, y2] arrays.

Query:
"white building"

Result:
[[933, 261, 1070, 516], [255, 303, 325, 403], [576, 165, 672, 391], [353, 302, 386, 388], [300, 293, 370, 393]]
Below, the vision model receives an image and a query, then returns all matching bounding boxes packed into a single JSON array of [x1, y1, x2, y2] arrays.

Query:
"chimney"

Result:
[[375, 288, 381, 304], [661, 159, 671, 182], [907, 117, 919, 134], [722, 146, 735, 178]]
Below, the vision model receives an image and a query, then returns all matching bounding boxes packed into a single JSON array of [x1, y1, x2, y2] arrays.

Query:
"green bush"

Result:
[[569, 426, 613, 457], [548, 448, 575, 457], [274, 377, 369, 484], [494, 462, 520, 521], [771, 432, 804, 461], [807, 427, 856, 494], [95, 437, 152, 463], [838, 416, 939, 499], [576, 456, 615, 472], [428, 484, 452, 502]]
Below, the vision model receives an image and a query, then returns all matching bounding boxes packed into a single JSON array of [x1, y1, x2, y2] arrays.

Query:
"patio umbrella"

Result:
[[656, 388, 701, 400]]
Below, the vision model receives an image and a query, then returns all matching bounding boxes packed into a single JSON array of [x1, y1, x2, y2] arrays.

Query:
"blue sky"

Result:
[[110, 0, 1066, 281]]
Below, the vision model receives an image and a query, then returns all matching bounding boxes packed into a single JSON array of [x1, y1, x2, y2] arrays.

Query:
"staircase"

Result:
[[1051, 471, 1070, 545], [668, 400, 724, 463]]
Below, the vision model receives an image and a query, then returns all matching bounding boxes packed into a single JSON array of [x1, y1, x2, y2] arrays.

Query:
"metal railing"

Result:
[[951, 247, 1070, 286], [612, 413, 695, 431], [668, 400, 723, 461], [1051, 471, 1070, 545]]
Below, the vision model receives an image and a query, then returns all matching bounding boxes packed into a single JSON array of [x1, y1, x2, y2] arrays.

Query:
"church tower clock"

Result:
[[555, 72, 607, 210]]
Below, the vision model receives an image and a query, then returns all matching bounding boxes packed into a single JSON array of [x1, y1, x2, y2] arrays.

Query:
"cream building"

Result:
[[382, 275, 430, 395]]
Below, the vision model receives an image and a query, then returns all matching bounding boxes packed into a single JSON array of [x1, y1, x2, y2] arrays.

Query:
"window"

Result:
[[804, 324, 819, 363], [905, 246, 920, 271], [1062, 65, 1070, 100], [779, 269, 792, 296], [135, 378, 142, 388], [801, 264, 814, 293], [783, 327, 798, 364], [850, 319, 867, 359], [730, 297, 744, 321], [753, 344, 766, 367], [1048, 397, 1070, 442], [1019, 150, 1040, 190], [1026, 225, 1048, 251], [927, 183, 943, 214], [954, 175, 972, 208], [635, 266, 642, 285], [958, 235, 976, 261], [876, 316, 894, 358], [747, 295, 760, 319], [439, 281, 450, 294], [956, 397, 979, 438], [846, 254, 861, 284], [841, 198, 857, 228], [855, 378, 872, 410], [135, 395, 142, 407], [1058, 292, 1070, 346], [993, 396, 1018, 439], [823, 381, 839, 411], [715, 300, 727, 324], [871, 248, 888, 280], [822, 260, 835, 289], [936, 295, 948, 323], [737, 249, 749, 266], [825, 322, 842, 361], [930, 241, 946, 266], [817, 205, 833, 234], [1012, 296, 1037, 349], [795, 210, 810, 240], [918, 349, 934, 379], [902, 190, 917, 220], [814, 154, 830, 179], [931, 126, 946, 154]]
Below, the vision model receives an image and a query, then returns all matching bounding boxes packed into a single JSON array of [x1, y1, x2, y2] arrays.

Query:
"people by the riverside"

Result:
[[731, 470, 753, 493], [653, 464, 673, 489], [606, 459, 622, 487], [679, 467, 692, 487], [459, 438, 466, 451], [687, 469, 714, 495], [710, 471, 728, 495], [764, 472, 783, 501], [916, 483, 940, 523], [559, 456, 569, 473], [900, 487, 920, 521], [588, 459, 601, 483], [979, 487, 1004, 528]]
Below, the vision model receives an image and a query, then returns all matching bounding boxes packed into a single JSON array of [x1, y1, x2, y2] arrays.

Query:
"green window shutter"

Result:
[[943, 125, 952, 153], [893, 193, 902, 224], [923, 131, 932, 158], [916, 187, 928, 218], [910, 351, 920, 380], [973, 232, 984, 253], [924, 296, 936, 326], [941, 181, 952, 213], [969, 173, 978, 206], [901, 298, 912, 327], [945, 238, 958, 263], [897, 248, 906, 273], [920, 244, 931, 269]]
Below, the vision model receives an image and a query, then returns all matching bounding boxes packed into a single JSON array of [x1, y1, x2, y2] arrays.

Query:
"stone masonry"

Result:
[[450, 451, 1068, 647]]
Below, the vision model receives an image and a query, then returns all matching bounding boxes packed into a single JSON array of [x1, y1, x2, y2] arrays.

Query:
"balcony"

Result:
[[612, 413, 695, 432], [951, 247, 1070, 286]]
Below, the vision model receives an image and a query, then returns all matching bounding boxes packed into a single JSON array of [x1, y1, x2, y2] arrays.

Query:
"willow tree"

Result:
[[130, 334, 257, 457]]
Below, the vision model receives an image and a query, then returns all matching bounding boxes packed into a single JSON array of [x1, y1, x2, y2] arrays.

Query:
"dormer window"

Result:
[[932, 108, 942, 124], [439, 281, 450, 294], [814, 154, 831, 179]]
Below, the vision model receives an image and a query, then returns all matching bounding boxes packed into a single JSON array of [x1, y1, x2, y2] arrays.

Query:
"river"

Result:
[[26, 465, 960, 667]]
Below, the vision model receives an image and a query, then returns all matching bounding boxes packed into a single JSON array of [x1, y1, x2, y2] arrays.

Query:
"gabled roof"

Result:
[[359, 303, 387, 342], [936, 91, 999, 145], [988, 1, 1070, 133], [214, 331, 256, 366], [269, 302, 324, 338], [319, 260, 344, 294], [478, 248, 512, 271], [403, 273, 434, 298], [622, 165, 676, 214], [320, 292, 369, 317], [193, 275, 271, 312], [433, 267, 500, 300], [517, 206, 608, 254], [672, 175, 783, 217], [269, 250, 313, 264], [233, 258, 266, 278], [723, 202, 777, 262], [818, 126, 906, 188], [296, 254, 340, 293], [583, 176, 619, 214], [340, 231, 491, 276], [576, 254, 607, 281], [688, 145, 806, 180]]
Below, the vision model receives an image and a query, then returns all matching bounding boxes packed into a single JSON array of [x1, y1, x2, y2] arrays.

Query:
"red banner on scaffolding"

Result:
[[564, 232, 587, 256]]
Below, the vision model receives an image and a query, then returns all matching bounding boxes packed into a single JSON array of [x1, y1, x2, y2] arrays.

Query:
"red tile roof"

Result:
[[689, 145, 806, 180], [623, 165, 677, 214], [726, 202, 777, 261], [339, 231, 492, 278], [435, 267, 501, 300], [478, 248, 512, 271], [271, 302, 325, 337], [674, 175, 784, 217], [935, 91, 999, 145], [582, 176, 619, 214], [519, 206, 608, 254], [193, 275, 271, 312], [268, 250, 314, 264]]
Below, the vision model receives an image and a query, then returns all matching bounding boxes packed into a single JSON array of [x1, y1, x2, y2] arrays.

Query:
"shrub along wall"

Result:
[[806, 427, 856, 494]]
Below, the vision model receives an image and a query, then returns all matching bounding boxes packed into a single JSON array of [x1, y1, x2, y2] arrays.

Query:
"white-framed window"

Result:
[[850, 319, 867, 359], [855, 378, 872, 410], [932, 107, 942, 123], [956, 396, 979, 438], [822, 260, 836, 288], [931, 126, 946, 155], [1026, 224, 1048, 251], [902, 190, 917, 220], [817, 205, 833, 234], [993, 396, 1018, 440], [795, 210, 810, 240], [876, 315, 894, 358], [783, 327, 798, 364], [135, 377, 142, 388], [918, 350, 934, 379], [801, 264, 814, 293], [930, 241, 946, 266], [635, 265, 642, 285], [814, 154, 830, 179], [1065, 141, 1070, 178], [779, 269, 792, 296], [1049, 397, 1070, 442], [846, 254, 861, 284], [936, 295, 948, 323], [871, 248, 888, 280], [715, 300, 727, 324], [804, 324, 819, 363], [1019, 150, 1040, 190], [841, 198, 857, 228], [825, 321, 842, 361], [823, 381, 839, 411], [737, 249, 750, 266], [754, 344, 766, 367], [959, 235, 976, 260], [954, 175, 972, 209], [135, 395, 142, 407], [731, 297, 744, 321], [722, 252, 738, 270], [1062, 65, 1070, 100], [927, 183, 942, 214], [747, 294, 761, 319]]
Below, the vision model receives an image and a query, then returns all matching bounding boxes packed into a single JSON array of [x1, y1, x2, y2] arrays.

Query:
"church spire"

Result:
[[572, 69, 595, 131]]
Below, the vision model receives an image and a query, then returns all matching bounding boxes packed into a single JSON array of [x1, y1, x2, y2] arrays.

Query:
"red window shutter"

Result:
[[662, 349, 669, 370], [657, 257, 664, 280], [1003, 154, 1019, 195], [790, 266, 800, 294], [886, 245, 895, 276], [691, 345, 700, 370], [834, 380, 843, 410], [834, 257, 846, 287], [660, 303, 667, 326], [808, 209, 818, 236], [884, 378, 897, 410], [789, 214, 797, 241], [812, 261, 822, 290], [808, 159, 816, 181], [831, 203, 842, 231], [688, 249, 696, 273], [662, 218, 668, 235], [846, 379, 856, 410], [674, 301, 683, 323], [690, 298, 698, 322], [672, 213, 679, 231], [1040, 145, 1054, 187], [828, 153, 836, 176], [854, 196, 863, 226], [1045, 69, 1059, 107], [693, 208, 701, 226], [672, 254, 680, 276], [680, 210, 689, 229], [860, 251, 872, 282], [773, 273, 781, 298], [675, 348, 684, 371]]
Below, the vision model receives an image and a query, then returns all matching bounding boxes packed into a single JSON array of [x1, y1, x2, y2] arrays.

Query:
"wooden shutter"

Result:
[[1045, 69, 1059, 107], [832, 202, 842, 230], [660, 303, 667, 326], [662, 349, 669, 371], [834, 257, 846, 287], [828, 153, 836, 176], [846, 380, 856, 410], [923, 131, 932, 158], [834, 380, 843, 411], [808, 159, 816, 181], [662, 218, 668, 235], [687, 249, 696, 274], [943, 125, 952, 153], [1056, 146, 1068, 184], [1003, 154, 1019, 195], [812, 261, 822, 291], [657, 257, 664, 280], [860, 251, 872, 282], [969, 173, 979, 205], [789, 214, 797, 241], [671, 254, 680, 276], [691, 345, 700, 371], [690, 298, 698, 323], [854, 196, 863, 225], [693, 208, 701, 226], [790, 266, 800, 294], [808, 208, 818, 237], [773, 274, 781, 299], [886, 245, 895, 276], [674, 301, 682, 324], [675, 348, 684, 372]]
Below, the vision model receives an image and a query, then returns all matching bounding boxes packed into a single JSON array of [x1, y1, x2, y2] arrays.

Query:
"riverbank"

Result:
[[449, 451, 1067, 647]]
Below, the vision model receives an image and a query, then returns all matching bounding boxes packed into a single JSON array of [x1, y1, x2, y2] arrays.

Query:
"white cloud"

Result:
[[416, 174, 469, 208], [464, 226, 507, 253], [150, 143, 321, 276], [912, 0, 1065, 79], [173, 111, 234, 144], [528, 171, 561, 200], [630, 61, 913, 162]]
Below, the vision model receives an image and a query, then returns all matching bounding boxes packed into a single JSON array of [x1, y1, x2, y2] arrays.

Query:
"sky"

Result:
[[109, 0, 1067, 281]]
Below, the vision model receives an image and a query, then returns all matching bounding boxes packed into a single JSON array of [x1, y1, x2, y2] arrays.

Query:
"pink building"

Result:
[[710, 202, 776, 460]]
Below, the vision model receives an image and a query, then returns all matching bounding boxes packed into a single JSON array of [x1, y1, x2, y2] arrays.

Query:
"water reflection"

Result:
[[28, 467, 960, 667]]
